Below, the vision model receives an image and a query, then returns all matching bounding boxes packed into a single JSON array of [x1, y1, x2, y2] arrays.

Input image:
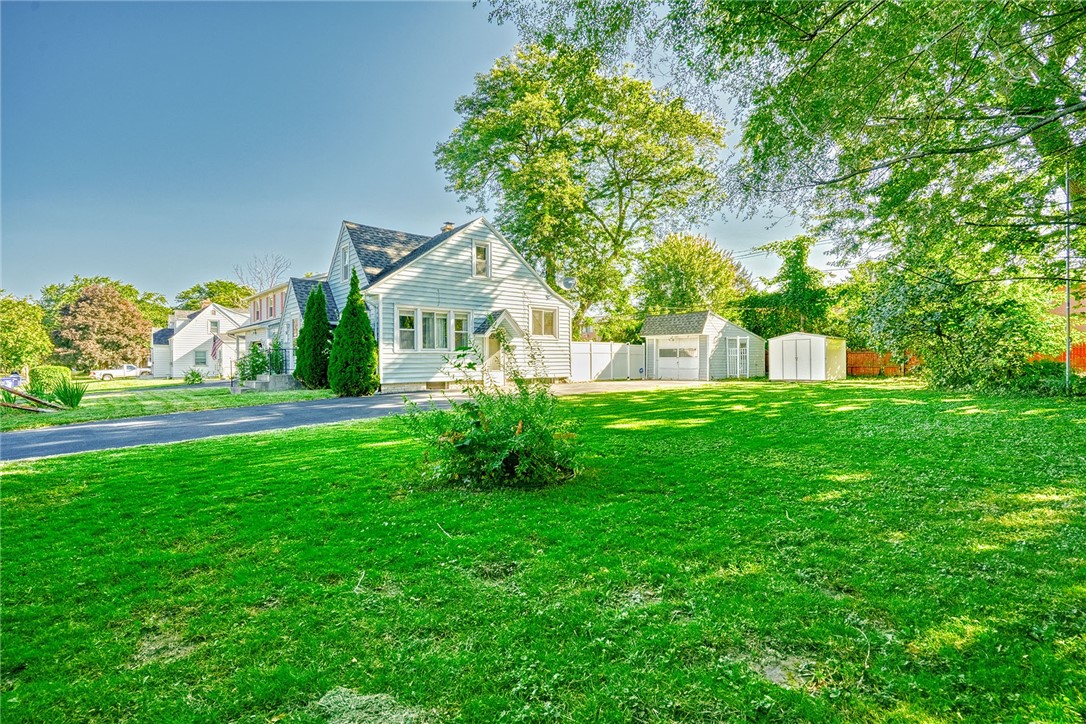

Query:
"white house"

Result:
[[151, 304, 249, 378], [768, 332, 846, 381], [641, 311, 766, 380], [235, 217, 574, 390]]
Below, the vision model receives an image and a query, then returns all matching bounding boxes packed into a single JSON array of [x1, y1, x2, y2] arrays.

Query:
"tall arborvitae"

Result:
[[328, 270, 379, 396], [293, 284, 331, 388]]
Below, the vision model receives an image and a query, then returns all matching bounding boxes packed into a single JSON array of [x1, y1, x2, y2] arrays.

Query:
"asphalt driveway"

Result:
[[0, 379, 712, 462], [0, 391, 458, 462]]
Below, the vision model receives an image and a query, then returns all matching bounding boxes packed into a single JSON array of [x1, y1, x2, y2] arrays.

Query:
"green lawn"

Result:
[[77, 376, 190, 393], [2, 381, 1083, 722], [0, 387, 335, 432]]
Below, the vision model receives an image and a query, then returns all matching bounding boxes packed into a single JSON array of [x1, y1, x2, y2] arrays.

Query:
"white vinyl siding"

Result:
[[369, 220, 572, 384], [165, 304, 248, 379], [705, 316, 766, 379]]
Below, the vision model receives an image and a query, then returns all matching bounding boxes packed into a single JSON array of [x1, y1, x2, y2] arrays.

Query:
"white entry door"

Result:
[[782, 339, 813, 380], [657, 341, 699, 380]]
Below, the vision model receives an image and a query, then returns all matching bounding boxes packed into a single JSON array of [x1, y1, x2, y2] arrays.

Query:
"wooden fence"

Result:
[[846, 350, 920, 377], [1032, 343, 1086, 373]]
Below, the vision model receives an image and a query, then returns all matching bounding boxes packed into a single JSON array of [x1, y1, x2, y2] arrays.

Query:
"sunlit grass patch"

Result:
[[2, 380, 1083, 721]]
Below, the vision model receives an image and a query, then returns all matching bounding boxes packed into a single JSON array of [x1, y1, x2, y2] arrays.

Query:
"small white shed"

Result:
[[641, 311, 766, 380], [769, 332, 846, 381]]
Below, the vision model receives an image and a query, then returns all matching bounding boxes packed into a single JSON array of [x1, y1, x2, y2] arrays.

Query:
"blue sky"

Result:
[[2, 1, 816, 302]]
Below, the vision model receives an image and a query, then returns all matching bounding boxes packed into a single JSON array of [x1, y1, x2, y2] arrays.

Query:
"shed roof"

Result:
[[640, 311, 712, 337]]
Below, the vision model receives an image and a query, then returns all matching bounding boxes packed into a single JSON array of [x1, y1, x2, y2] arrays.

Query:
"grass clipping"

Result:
[[308, 688, 431, 724]]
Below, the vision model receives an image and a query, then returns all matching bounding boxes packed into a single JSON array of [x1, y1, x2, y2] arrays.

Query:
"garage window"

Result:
[[659, 348, 677, 357]]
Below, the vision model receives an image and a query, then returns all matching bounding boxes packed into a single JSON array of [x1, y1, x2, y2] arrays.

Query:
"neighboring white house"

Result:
[[641, 311, 766, 380], [151, 304, 249, 378], [768, 332, 847, 381], [235, 217, 575, 390], [227, 280, 291, 354]]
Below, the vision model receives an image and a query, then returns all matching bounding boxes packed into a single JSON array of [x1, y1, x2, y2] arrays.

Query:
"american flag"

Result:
[[211, 336, 222, 360]]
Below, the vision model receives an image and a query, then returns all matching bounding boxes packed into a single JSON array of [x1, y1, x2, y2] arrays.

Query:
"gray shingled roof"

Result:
[[344, 220, 474, 286], [289, 278, 340, 324], [152, 328, 175, 345], [474, 310, 507, 335], [640, 311, 712, 337]]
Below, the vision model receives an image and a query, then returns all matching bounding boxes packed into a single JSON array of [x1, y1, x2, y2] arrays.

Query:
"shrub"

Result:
[[267, 339, 286, 375], [30, 365, 71, 389], [24, 378, 55, 402], [294, 285, 331, 388], [999, 360, 1086, 397], [237, 347, 269, 381], [184, 369, 204, 385], [328, 270, 379, 396], [398, 337, 576, 489], [52, 378, 89, 408]]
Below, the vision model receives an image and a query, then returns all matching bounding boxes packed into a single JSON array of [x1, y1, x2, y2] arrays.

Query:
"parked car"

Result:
[[90, 364, 152, 381], [0, 373, 22, 389]]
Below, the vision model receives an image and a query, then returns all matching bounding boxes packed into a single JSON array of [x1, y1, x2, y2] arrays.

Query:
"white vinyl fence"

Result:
[[569, 342, 646, 382]]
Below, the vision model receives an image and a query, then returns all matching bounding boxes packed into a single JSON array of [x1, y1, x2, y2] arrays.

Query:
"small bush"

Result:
[[30, 365, 71, 389], [398, 336, 576, 489], [267, 340, 286, 375], [237, 348, 269, 381], [998, 360, 1086, 397], [184, 369, 204, 385], [52, 378, 89, 408], [25, 378, 55, 402]]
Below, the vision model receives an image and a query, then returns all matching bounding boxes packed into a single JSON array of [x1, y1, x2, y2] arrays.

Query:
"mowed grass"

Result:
[[77, 376, 189, 393], [0, 387, 335, 432], [2, 381, 1084, 722]]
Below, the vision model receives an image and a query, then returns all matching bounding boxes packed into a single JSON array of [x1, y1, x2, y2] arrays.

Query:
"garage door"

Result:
[[657, 342, 699, 380]]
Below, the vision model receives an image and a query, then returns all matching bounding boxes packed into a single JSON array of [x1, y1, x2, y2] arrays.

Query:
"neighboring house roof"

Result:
[[640, 311, 713, 337], [152, 328, 174, 345], [344, 220, 475, 286], [288, 278, 340, 324]]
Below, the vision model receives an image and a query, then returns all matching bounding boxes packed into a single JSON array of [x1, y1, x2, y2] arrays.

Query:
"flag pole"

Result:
[[1067, 161, 1073, 396]]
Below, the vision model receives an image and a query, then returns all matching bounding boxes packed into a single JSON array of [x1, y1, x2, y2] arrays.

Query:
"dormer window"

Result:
[[473, 242, 490, 278]]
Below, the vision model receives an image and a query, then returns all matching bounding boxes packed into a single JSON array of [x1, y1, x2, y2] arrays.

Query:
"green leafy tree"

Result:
[[40, 276, 171, 328], [293, 284, 331, 388], [0, 293, 54, 373], [864, 268, 1065, 388], [436, 43, 726, 335], [738, 236, 829, 339], [490, 0, 1086, 285], [328, 271, 379, 396], [637, 233, 753, 317], [175, 280, 254, 310], [53, 284, 152, 370]]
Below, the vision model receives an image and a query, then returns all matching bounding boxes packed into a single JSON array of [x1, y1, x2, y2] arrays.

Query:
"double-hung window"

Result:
[[421, 311, 449, 350], [209, 320, 220, 334], [531, 308, 556, 337], [473, 242, 490, 278], [453, 312, 471, 349], [194, 350, 207, 365], [398, 311, 417, 350]]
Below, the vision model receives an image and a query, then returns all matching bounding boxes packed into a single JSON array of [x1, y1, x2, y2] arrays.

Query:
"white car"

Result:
[[90, 364, 152, 381]]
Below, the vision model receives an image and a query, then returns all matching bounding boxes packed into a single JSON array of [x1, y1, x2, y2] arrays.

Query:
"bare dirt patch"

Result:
[[749, 653, 818, 690], [131, 630, 197, 667], [308, 688, 432, 723]]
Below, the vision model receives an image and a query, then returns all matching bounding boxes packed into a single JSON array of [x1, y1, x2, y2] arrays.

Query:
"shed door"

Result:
[[657, 341, 699, 380], [725, 337, 750, 378], [782, 338, 813, 380]]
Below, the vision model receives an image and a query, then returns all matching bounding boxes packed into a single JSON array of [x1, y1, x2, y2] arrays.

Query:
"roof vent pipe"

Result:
[[441, 221, 455, 232]]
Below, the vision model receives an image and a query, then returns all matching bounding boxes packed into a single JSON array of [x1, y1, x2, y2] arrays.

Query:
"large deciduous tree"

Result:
[[636, 233, 753, 317], [0, 293, 53, 373], [738, 236, 830, 339], [436, 44, 726, 335], [176, 280, 254, 310], [54, 285, 152, 370], [40, 276, 170, 328], [328, 270, 379, 396], [293, 284, 332, 389], [487, 1, 1086, 278]]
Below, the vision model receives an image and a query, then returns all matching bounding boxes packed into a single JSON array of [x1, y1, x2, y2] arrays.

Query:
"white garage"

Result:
[[641, 311, 766, 380], [768, 332, 847, 381]]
